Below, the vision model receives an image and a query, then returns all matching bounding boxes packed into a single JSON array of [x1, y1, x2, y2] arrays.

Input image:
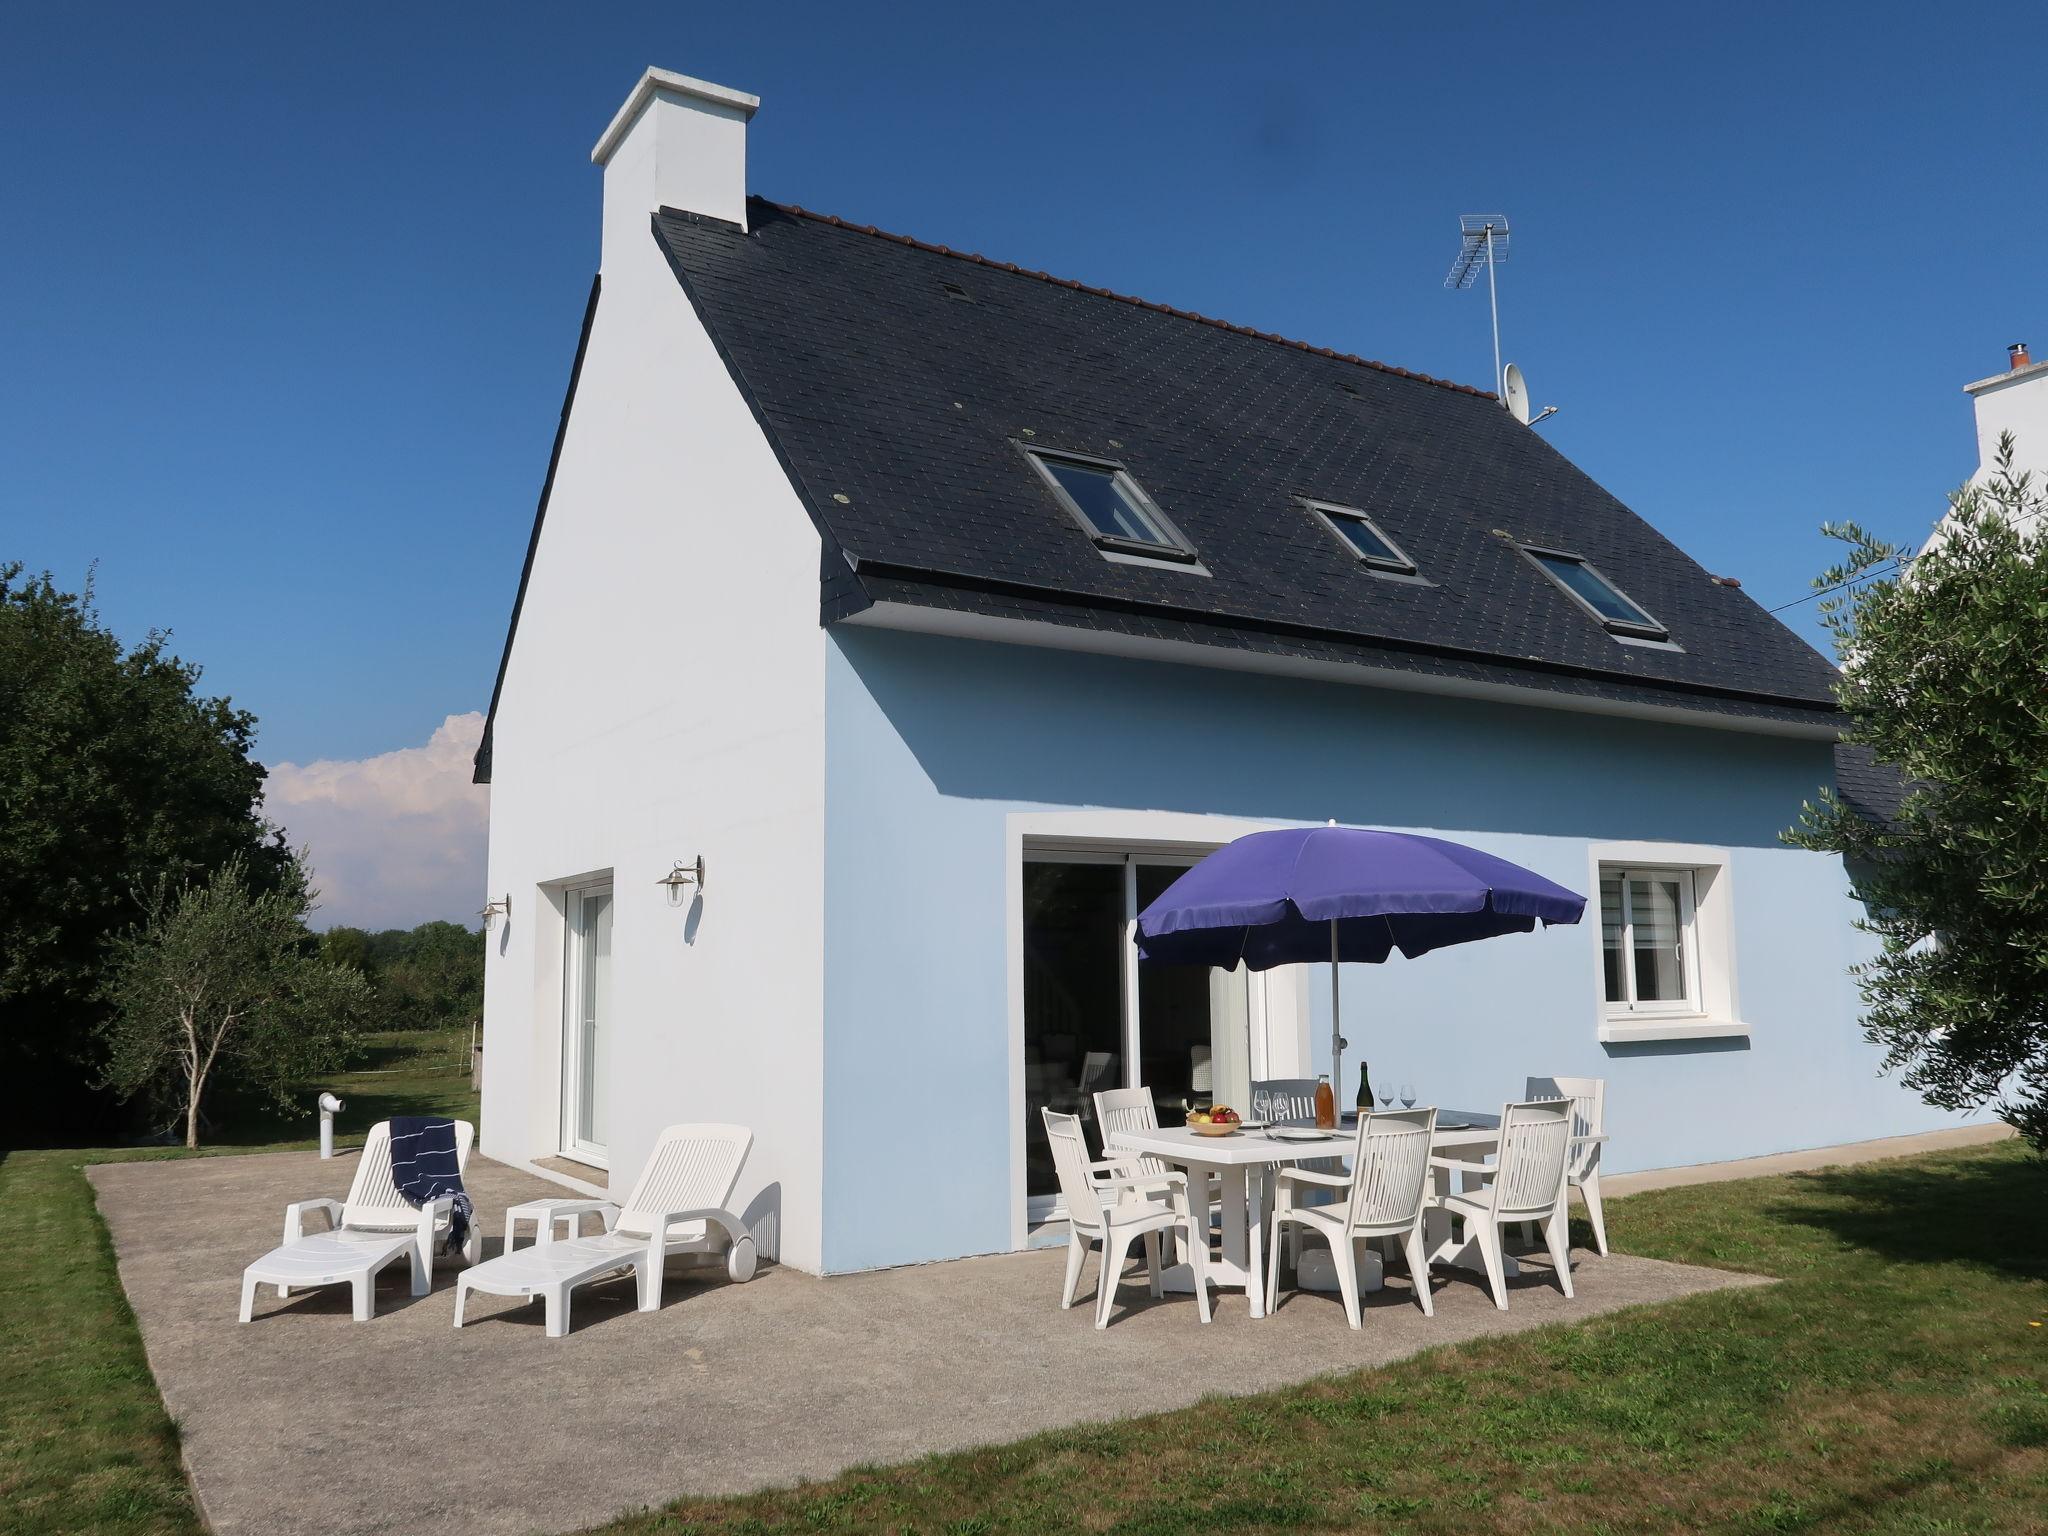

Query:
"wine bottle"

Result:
[[1356, 1060, 1374, 1113]]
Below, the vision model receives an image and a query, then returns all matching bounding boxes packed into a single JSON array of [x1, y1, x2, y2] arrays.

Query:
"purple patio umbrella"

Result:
[[1136, 824, 1586, 1100]]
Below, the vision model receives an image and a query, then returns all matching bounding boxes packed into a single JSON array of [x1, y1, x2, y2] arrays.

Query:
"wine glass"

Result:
[[1377, 1081, 1394, 1111], [1399, 1082, 1417, 1109]]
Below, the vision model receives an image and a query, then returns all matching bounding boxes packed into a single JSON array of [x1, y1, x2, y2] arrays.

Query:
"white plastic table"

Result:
[[1111, 1115, 1513, 1318], [1107, 1123, 1350, 1319]]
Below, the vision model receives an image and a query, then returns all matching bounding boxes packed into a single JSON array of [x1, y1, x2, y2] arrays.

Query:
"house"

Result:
[[1921, 340, 2048, 555], [474, 67, 1971, 1275]]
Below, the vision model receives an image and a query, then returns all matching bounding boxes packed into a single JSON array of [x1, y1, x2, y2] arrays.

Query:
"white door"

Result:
[[562, 884, 613, 1166]]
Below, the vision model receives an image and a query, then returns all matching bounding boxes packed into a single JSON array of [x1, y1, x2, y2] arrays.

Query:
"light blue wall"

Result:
[[820, 625, 1962, 1273]]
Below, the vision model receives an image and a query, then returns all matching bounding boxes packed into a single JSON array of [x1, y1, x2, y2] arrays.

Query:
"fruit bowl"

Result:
[[1187, 1108, 1242, 1137]]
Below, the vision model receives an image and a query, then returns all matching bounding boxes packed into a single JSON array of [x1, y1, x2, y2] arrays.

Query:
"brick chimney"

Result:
[[2011, 341, 2032, 371], [591, 68, 759, 275]]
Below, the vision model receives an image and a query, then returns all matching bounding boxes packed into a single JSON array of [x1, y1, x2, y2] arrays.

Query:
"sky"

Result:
[[5, 3, 2044, 927]]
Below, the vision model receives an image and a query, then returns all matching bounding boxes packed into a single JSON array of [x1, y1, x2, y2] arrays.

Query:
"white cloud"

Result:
[[265, 712, 489, 931]]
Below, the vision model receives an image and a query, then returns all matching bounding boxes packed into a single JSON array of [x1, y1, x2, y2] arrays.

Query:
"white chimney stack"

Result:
[[591, 68, 759, 273], [1963, 338, 2048, 486]]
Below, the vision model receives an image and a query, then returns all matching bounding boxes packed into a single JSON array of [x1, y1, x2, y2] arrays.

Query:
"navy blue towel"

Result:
[[388, 1116, 472, 1255]]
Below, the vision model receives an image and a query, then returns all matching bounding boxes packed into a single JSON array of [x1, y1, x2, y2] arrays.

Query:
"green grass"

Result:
[[1, 1100, 2041, 1536], [0, 1031, 476, 1536]]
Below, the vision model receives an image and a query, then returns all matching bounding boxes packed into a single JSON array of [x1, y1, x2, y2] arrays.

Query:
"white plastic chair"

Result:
[[1092, 1086, 1176, 1176], [1250, 1078, 1319, 1126], [1252, 1076, 1340, 1268], [1526, 1075, 1609, 1255], [1266, 1107, 1437, 1327], [455, 1123, 756, 1338], [1428, 1098, 1575, 1311], [1094, 1085, 1221, 1245], [1044, 1108, 1212, 1329], [241, 1119, 479, 1322]]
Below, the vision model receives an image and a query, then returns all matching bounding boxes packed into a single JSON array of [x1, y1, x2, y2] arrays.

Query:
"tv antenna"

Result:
[[1444, 214, 1510, 400]]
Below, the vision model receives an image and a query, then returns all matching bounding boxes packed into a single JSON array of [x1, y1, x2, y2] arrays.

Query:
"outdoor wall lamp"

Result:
[[658, 856, 706, 907], [480, 894, 511, 931]]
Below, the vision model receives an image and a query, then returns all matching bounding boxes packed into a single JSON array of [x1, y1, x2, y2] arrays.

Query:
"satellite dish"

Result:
[[1502, 362, 1531, 424]]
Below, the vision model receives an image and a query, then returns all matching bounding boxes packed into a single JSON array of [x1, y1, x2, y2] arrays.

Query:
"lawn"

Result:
[[0, 1029, 476, 1536], [1, 1112, 2041, 1536]]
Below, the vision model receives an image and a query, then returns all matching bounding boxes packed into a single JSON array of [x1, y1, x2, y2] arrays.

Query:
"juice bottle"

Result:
[[1313, 1073, 1335, 1129]]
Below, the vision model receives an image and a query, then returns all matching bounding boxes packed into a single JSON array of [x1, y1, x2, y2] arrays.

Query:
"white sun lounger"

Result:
[[454, 1123, 756, 1338], [239, 1118, 478, 1323], [240, 1230, 423, 1322], [451, 1235, 653, 1337]]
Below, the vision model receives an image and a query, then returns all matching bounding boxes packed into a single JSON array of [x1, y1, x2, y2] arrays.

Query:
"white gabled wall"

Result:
[[479, 71, 827, 1271]]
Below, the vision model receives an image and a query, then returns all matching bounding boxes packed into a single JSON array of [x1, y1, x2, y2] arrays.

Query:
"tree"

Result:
[[1787, 435, 2048, 1149], [376, 920, 484, 1032], [0, 565, 292, 1143], [100, 857, 371, 1148], [317, 920, 482, 1032]]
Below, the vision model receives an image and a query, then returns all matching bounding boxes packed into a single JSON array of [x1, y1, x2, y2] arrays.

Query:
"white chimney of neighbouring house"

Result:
[[591, 67, 759, 274], [1963, 337, 2048, 477], [1923, 337, 2048, 553]]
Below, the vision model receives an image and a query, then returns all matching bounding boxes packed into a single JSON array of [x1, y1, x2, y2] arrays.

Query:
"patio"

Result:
[[91, 1148, 1765, 1536]]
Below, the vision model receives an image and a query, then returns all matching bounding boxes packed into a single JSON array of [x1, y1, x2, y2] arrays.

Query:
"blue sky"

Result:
[[6, 0, 2044, 777]]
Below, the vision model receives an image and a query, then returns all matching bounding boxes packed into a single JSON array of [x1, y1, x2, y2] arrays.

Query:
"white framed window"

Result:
[[1600, 867, 1699, 1014], [1587, 842, 1748, 1044]]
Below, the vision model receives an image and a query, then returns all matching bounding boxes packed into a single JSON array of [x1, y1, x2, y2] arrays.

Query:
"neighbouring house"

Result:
[[1921, 340, 2048, 555], [474, 67, 1975, 1275]]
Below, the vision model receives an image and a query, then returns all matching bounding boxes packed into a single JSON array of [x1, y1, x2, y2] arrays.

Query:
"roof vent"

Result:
[[942, 281, 974, 302]]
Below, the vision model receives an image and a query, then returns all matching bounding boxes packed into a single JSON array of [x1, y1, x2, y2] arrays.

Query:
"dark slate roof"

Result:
[[1832, 743, 1918, 824], [652, 200, 1841, 724]]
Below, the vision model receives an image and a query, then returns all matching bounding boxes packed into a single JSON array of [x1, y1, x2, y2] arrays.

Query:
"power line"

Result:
[[1765, 562, 1899, 616]]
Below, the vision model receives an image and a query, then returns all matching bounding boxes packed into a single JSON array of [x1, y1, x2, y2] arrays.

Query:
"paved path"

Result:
[[92, 1149, 1765, 1536]]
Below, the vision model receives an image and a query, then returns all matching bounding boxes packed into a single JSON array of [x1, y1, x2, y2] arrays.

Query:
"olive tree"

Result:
[[100, 857, 371, 1148], [1788, 435, 2048, 1149]]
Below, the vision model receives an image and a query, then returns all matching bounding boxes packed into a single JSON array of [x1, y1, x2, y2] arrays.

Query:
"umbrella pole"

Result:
[[1329, 918, 1342, 1110]]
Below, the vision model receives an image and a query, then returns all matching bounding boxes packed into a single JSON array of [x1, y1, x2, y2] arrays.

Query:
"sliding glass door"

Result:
[[1022, 853, 1255, 1216]]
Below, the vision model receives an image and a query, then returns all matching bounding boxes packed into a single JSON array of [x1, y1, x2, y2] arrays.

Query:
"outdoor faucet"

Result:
[[317, 1091, 344, 1159]]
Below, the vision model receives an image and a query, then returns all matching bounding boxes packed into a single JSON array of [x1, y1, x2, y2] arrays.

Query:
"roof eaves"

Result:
[[846, 558, 1843, 722]]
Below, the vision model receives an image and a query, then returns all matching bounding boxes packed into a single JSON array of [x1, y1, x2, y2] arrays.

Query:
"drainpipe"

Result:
[[317, 1092, 344, 1158]]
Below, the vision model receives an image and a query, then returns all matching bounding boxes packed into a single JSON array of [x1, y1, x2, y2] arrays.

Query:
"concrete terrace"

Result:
[[92, 1148, 1767, 1536]]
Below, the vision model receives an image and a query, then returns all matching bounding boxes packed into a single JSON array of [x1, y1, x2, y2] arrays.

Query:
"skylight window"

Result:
[[1522, 546, 1666, 638], [1305, 501, 1417, 575], [1023, 449, 1199, 564]]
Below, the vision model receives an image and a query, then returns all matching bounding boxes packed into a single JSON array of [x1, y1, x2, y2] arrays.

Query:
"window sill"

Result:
[[1598, 1016, 1751, 1044]]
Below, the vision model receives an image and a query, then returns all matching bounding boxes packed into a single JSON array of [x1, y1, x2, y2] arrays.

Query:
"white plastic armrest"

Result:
[[416, 1194, 454, 1244], [1430, 1156, 1496, 1176], [1570, 1134, 1610, 1146], [651, 1207, 746, 1246], [283, 1197, 342, 1245], [1097, 1171, 1184, 1198], [1277, 1166, 1353, 1190], [596, 1202, 625, 1233]]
